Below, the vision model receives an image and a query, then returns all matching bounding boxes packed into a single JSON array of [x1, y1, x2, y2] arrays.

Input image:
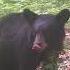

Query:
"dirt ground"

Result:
[[58, 28, 70, 70]]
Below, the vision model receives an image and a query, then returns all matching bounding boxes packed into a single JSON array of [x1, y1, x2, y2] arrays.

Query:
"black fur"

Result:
[[0, 9, 70, 70]]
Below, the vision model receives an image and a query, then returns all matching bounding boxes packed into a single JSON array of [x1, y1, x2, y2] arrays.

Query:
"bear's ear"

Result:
[[56, 9, 70, 24], [23, 9, 38, 23]]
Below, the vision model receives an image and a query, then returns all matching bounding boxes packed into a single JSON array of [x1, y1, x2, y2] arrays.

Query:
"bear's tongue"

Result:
[[32, 42, 48, 53]]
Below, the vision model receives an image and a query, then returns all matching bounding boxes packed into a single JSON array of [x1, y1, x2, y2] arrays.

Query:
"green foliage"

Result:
[[0, 0, 70, 17]]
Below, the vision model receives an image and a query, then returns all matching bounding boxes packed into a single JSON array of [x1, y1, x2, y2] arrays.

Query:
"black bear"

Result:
[[0, 9, 70, 70]]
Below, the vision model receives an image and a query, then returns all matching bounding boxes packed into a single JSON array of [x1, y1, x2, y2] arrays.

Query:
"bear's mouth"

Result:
[[32, 42, 48, 53]]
